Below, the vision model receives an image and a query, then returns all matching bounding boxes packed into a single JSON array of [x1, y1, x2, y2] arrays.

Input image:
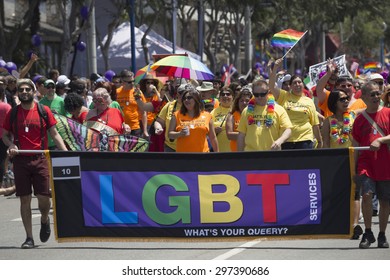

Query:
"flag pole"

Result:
[[281, 30, 308, 60]]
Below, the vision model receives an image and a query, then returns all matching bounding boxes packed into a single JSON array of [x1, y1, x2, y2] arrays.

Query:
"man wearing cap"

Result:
[[39, 79, 67, 149], [196, 81, 219, 110], [2, 78, 67, 249]]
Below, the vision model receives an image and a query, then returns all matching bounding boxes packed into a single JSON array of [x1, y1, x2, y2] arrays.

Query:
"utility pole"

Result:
[[86, 0, 97, 75], [128, 0, 136, 71], [197, 0, 204, 61], [244, 5, 252, 73], [172, 0, 177, 54]]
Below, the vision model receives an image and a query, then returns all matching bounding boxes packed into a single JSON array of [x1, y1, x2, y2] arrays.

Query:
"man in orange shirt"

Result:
[[316, 61, 366, 118], [116, 69, 148, 137]]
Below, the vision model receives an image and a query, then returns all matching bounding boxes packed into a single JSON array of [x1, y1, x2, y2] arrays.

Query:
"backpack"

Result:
[[10, 103, 49, 150]]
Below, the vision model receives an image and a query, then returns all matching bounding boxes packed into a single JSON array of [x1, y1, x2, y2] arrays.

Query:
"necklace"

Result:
[[330, 111, 352, 144], [247, 94, 275, 127], [97, 108, 109, 125], [21, 107, 33, 133]]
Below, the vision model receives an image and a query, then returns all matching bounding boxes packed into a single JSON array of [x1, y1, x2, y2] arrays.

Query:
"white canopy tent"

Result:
[[97, 22, 201, 74]]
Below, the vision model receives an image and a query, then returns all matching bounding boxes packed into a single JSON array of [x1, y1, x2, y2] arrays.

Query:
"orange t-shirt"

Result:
[[320, 90, 367, 117], [116, 87, 146, 130], [319, 90, 332, 118], [229, 111, 241, 152], [145, 94, 161, 125], [174, 111, 212, 152]]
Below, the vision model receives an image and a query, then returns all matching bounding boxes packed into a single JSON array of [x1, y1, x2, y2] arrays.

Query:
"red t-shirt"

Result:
[[352, 107, 390, 180], [3, 103, 57, 150], [72, 111, 88, 124], [0, 102, 11, 138], [88, 108, 124, 134]]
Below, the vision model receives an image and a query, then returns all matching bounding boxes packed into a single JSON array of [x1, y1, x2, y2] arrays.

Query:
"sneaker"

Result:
[[39, 217, 51, 243], [359, 232, 376, 249], [373, 210, 378, 216], [351, 225, 363, 240], [21, 237, 35, 249], [378, 233, 389, 248]]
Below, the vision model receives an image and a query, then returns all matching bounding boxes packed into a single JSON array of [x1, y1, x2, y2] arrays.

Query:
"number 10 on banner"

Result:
[[51, 157, 81, 180]]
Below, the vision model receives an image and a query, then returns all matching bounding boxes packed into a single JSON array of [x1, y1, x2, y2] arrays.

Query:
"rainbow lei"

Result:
[[330, 112, 352, 144], [247, 94, 275, 127]]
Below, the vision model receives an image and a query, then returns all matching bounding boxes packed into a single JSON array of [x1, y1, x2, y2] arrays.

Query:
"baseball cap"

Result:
[[57, 74, 70, 85], [44, 79, 55, 87]]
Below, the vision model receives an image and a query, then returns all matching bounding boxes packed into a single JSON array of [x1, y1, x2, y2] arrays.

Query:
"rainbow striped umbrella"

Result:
[[134, 63, 168, 86], [151, 55, 214, 81]]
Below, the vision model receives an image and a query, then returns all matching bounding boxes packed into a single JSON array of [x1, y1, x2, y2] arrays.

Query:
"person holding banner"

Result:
[[237, 79, 292, 151], [85, 87, 130, 135], [168, 87, 219, 153], [352, 81, 390, 249], [2, 78, 67, 249], [269, 58, 322, 149], [320, 89, 363, 239]]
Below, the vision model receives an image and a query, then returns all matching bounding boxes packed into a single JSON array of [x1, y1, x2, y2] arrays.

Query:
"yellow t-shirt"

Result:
[[174, 111, 212, 153], [278, 90, 319, 142], [327, 112, 355, 148], [116, 87, 146, 130], [158, 101, 180, 150], [211, 106, 231, 152], [237, 103, 292, 151]]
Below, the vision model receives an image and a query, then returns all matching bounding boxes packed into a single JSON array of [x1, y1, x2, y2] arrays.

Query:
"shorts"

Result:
[[355, 174, 390, 200], [13, 154, 51, 197], [281, 140, 314, 150]]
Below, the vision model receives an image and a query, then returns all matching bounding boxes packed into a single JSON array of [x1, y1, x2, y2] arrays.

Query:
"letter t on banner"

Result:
[[247, 174, 290, 223]]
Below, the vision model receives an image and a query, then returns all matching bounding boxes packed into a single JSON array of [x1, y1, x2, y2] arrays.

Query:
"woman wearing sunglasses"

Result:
[[226, 86, 252, 151], [168, 88, 219, 153], [85, 88, 130, 135], [320, 89, 361, 240], [210, 86, 234, 152]]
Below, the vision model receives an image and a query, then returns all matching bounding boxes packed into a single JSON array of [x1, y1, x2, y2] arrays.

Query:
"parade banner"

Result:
[[49, 149, 354, 242], [308, 55, 350, 88]]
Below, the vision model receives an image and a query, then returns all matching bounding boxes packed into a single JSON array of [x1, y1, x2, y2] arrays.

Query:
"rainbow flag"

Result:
[[271, 29, 306, 48], [364, 62, 381, 73]]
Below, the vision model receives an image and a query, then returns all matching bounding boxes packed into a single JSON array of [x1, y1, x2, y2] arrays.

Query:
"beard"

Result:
[[19, 94, 34, 104]]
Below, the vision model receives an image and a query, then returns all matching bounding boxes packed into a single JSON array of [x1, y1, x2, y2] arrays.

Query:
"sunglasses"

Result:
[[374, 81, 384, 86], [220, 92, 232, 97], [123, 80, 135, 84], [18, 87, 33, 93], [146, 81, 154, 85], [182, 96, 194, 101], [253, 91, 268, 97], [339, 84, 353, 89], [45, 85, 55, 89], [338, 97, 350, 102], [370, 91, 382, 97]]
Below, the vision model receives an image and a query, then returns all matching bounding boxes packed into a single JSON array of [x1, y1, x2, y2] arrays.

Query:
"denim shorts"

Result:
[[355, 174, 390, 200]]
